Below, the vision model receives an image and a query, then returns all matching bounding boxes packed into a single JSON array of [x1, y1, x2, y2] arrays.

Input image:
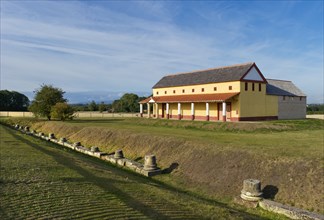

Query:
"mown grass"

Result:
[[1, 117, 323, 213], [0, 125, 289, 219]]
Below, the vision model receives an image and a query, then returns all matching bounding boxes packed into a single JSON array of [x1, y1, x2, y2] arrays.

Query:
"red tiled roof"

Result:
[[139, 97, 152, 104], [139, 93, 239, 104]]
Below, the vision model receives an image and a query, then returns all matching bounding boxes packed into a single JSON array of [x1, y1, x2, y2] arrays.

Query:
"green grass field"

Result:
[[0, 124, 289, 219], [39, 117, 323, 159]]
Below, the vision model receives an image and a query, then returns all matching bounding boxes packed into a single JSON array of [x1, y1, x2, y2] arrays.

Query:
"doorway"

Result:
[[217, 103, 231, 121], [161, 103, 166, 118]]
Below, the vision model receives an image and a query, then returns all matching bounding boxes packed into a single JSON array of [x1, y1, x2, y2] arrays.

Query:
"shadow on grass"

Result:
[[6, 128, 177, 219], [162, 163, 179, 174], [5, 126, 274, 220], [134, 156, 143, 162], [263, 185, 279, 200]]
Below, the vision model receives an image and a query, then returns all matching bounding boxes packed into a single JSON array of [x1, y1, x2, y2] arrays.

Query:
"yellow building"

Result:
[[139, 62, 306, 121]]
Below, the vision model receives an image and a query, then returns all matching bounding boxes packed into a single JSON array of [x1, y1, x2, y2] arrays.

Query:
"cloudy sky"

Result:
[[1, 0, 323, 103]]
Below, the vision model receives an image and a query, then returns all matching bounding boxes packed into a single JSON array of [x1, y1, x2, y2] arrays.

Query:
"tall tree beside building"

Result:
[[112, 93, 147, 112], [0, 90, 30, 111], [29, 84, 66, 120]]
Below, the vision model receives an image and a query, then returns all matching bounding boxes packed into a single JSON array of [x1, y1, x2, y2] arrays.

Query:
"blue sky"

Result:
[[1, 0, 323, 103]]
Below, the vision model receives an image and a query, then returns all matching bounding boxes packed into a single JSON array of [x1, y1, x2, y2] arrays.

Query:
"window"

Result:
[[259, 83, 261, 92], [214, 87, 217, 91], [192, 89, 195, 93], [252, 83, 255, 91], [300, 97, 302, 101], [165, 91, 167, 94], [245, 82, 248, 91], [283, 96, 286, 101], [173, 90, 176, 94], [156, 91, 159, 95], [182, 89, 185, 93], [201, 88, 204, 92], [229, 86, 232, 90]]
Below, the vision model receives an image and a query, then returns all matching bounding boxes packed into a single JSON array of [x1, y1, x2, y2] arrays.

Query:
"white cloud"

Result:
[[0, 1, 323, 103]]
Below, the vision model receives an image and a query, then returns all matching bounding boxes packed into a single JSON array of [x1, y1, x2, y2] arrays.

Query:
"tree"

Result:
[[98, 102, 107, 113], [50, 102, 75, 121], [112, 93, 144, 112], [29, 84, 66, 120], [0, 90, 30, 111], [88, 100, 98, 111]]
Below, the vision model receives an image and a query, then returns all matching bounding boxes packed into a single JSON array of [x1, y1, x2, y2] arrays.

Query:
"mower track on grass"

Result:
[[0, 125, 276, 220]]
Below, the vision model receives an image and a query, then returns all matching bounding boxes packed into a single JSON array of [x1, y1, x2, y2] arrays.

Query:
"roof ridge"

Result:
[[266, 78, 292, 82], [165, 62, 255, 77]]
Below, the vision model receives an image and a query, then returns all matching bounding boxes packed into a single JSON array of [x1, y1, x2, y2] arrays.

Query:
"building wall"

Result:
[[238, 82, 278, 119], [152, 81, 305, 121], [157, 102, 221, 120], [153, 81, 241, 97], [277, 96, 306, 119], [209, 103, 218, 120]]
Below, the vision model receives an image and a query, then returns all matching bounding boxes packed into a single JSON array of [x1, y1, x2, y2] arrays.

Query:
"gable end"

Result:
[[240, 63, 267, 83]]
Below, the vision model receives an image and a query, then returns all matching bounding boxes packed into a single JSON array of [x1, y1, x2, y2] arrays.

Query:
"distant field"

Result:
[[1, 117, 323, 214], [0, 125, 288, 219]]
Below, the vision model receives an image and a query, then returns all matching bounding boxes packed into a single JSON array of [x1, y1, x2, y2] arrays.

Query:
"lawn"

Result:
[[1, 117, 323, 215], [0, 124, 288, 219]]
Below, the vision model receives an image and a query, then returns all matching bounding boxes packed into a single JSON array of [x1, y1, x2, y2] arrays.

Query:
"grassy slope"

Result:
[[35, 117, 323, 159], [0, 125, 287, 220], [2, 117, 323, 213]]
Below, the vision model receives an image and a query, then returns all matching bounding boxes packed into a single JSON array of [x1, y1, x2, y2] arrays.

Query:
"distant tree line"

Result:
[[307, 104, 324, 114], [72, 93, 147, 113], [0, 90, 30, 111], [1, 86, 149, 119]]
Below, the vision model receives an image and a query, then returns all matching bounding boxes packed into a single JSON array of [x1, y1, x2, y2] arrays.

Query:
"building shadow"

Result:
[[262, 185, 279, 200], [162, 163, 179, 174]]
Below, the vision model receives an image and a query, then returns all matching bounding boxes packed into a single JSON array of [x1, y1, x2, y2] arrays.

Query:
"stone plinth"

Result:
[[39, 132, 44, 137], [144, 155, 158, 171], [241, 179, 263, 201], [60, 137, 67, 143], [91, 146, 99, 152], [73, 142, 81, 147], [259, 199, 324, 220], [114, 150, 124, 159]]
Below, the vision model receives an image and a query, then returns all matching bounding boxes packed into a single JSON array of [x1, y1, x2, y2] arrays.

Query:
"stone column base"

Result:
[[191, 115, 195, 120], [178, 114, 181, 120], [166, 114, 169, 119], [206, 115, 209, 121]]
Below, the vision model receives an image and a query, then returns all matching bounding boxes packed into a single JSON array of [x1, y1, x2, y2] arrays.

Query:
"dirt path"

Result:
[[0, 125, 278, 220], [306, 114, 324, 120]]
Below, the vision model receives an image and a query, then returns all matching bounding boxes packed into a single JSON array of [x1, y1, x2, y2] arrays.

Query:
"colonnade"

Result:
[[140, 102, 227, 121]]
